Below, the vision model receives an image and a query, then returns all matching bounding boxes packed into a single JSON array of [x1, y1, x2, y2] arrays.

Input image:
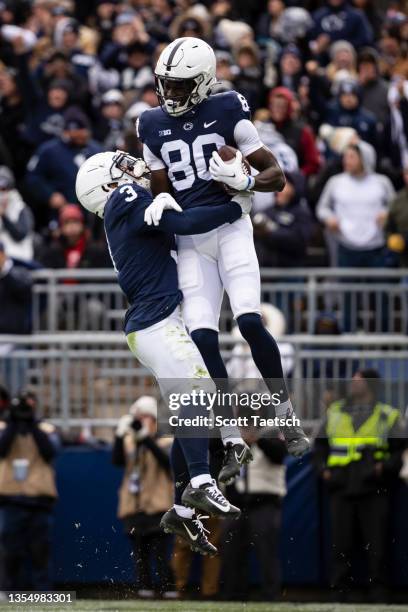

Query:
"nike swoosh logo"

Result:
[[235, 448, 247, 464], [204, 120, 217, 128], [207, 497, 230, 512], [183, 523, 198, 541]]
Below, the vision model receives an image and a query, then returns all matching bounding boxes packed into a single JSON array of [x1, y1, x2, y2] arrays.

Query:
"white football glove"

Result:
[[144, 193, 182, 226], [209, 150, 255, 192]]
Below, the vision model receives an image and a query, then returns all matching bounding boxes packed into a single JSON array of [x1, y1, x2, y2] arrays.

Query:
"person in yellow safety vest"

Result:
[[313, 369, 406, 604]]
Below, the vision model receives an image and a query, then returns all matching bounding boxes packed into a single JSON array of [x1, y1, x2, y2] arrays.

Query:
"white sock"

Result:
[[174, 504, 194, 519], [275, 399, 295, 419], [191, 473, 212, 488], [221, 435, 244, 447], [220, 425, 243, 446]]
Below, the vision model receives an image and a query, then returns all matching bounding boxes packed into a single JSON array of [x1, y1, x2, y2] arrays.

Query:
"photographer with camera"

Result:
[[112, 396, 175, 599], [0, 392, 60, 591]]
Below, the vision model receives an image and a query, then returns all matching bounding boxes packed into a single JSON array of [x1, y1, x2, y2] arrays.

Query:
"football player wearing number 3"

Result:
[[75, 150, 253, 557], [138, 37, 310, 467]]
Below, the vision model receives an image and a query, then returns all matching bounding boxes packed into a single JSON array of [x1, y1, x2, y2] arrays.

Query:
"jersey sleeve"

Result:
[[226, 90, 252, 122], [138, 109, 166, 171], [223, 91, 262, 156], [233, 119, 263, 157], [157, 202, 242, 235], [143, 143, 166, 171]]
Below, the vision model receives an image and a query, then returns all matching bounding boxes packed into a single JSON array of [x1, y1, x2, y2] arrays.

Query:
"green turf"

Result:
[[2, 601, 408, 612]]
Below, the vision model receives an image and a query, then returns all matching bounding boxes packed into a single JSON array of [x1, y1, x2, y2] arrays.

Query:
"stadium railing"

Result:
[[0, 333, 407, 431], [31, 268, 408, 334]]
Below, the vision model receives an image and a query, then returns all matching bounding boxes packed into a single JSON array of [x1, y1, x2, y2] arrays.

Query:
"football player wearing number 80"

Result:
[[137, 37, 310, 468], [75, 151, 253, 556]]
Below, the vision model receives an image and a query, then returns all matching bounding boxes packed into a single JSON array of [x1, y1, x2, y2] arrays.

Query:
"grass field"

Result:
[[2, 601, 408, 612]]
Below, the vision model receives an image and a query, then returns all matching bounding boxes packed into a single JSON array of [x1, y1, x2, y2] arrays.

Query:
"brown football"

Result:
[[215, 145, 251, 194]]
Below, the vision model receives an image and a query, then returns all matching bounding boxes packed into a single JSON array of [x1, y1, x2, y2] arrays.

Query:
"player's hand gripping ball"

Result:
[[210, 145, 253, 194]]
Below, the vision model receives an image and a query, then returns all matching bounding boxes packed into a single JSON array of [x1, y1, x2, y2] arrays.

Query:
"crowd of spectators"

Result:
[[0, 0, 408, 279], [2, 1, 408, 601]]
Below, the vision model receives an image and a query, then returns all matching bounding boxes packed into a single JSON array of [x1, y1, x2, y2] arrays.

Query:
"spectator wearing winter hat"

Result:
[[0, 167, 34, 263], [326, 40, 357, 83], [93, 89, 126, 151], [25, 107, 102, 227], [309, 0, 374, 58], [38, 204, 110, 270], [13, 45, 71, 149], [211, 51, 235, 94], [253, 171, 314, 269], [37, 50, 88, 107], [324, 79, 378, 147], [234, 44, 262, 111], [275, 44, 304, 93], [268, 87, 320, 177], [100, 12, 154, 71], [317, 141, 395, 267]]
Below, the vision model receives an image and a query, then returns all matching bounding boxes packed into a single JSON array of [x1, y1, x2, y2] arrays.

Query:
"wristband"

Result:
[[246, 175, 255, 190]]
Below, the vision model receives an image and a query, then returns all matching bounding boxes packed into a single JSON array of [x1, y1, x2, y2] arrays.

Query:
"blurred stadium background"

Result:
[[2, 0, 408, 608]]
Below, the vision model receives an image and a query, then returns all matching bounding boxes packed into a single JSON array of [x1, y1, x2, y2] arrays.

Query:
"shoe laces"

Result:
[[192, 514, 210, 536], [206, 479, 228, 504]]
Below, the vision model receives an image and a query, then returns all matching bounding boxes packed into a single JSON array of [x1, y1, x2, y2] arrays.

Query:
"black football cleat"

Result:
[[181, 479, 241, 518], [160, 508, 217, 556], [218, 442, 253, 484], [280, 423, 310, 457]]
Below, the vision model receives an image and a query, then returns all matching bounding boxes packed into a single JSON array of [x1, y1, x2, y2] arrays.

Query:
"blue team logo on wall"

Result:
[[183, 122, 194, 131]]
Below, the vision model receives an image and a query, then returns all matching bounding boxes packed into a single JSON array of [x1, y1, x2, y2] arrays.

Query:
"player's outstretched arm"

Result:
[[144, 194, 246, 235], [158, 203, 243, 235], [246, 146, 286, 193]]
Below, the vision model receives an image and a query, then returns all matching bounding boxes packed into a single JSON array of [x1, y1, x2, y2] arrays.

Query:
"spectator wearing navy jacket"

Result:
[[325, 80, 377, 147], [25, 108, 102, 227], [309, 0, 374, 58], [253, 171, 314, 268]]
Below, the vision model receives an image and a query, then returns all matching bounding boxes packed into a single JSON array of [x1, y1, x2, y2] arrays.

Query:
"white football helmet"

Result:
[[155, 37, 216, 116], [75, 151, 149, 218]]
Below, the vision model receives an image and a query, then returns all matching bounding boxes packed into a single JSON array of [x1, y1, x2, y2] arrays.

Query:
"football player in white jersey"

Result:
[[138, 37, 309, 477]]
